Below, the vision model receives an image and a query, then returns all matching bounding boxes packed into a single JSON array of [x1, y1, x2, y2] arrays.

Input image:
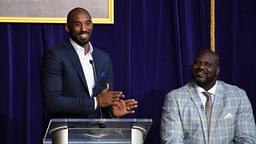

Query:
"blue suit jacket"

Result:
[[161, 81, 256, 144], [41, 40, 113, 118]]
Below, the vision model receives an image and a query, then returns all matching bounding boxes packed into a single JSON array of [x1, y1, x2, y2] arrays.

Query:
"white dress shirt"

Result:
[[195, 82, 217, 109], [69, 38, 97, 109]]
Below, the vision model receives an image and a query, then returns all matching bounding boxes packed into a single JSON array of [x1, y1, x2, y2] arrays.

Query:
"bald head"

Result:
[[67, 7, 91, 23], [194, 49, 219, 66], [192, 49, 220, 90], [65, 7, 93, 47]]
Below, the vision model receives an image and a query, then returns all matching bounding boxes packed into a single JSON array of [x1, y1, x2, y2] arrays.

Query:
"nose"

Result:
[[198, 63, 204, 68], [81, 23, 87, 31], [197, 63, 206, 69]]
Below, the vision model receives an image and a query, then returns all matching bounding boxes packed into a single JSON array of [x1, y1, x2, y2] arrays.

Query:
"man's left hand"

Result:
[[111, 99, 138, 117]]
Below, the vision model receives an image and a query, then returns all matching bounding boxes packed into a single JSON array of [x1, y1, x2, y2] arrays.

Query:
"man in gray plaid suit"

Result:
[[161, 49, 256, 144]]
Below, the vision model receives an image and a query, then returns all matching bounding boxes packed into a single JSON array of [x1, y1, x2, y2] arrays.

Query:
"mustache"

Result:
[[78, 31, 90, 35]]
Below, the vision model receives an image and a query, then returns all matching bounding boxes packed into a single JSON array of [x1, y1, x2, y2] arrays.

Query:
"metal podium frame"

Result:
[[43, 118, 152, 144]]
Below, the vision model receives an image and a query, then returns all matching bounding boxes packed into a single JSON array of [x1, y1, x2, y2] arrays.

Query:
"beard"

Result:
[[76, 39, 89, 46], [70, 32, 91, 47], [192, 73, 217, 89]]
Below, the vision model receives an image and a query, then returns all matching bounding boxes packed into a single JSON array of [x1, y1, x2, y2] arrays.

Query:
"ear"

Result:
[[216, 67, 220, 76], [65, 24, 70, 32]]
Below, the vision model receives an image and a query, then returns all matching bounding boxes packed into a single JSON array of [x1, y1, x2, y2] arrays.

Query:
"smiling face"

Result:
[[191, 49, 220, 90], [65, 8, 93, 47]]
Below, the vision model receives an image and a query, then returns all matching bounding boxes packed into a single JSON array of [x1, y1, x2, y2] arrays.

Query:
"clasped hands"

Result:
[[96, 83, 138, 117]]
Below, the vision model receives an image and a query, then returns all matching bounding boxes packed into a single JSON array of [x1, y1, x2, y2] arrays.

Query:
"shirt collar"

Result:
[[195, 81, 217, 95], [69, 38, 93, 55]]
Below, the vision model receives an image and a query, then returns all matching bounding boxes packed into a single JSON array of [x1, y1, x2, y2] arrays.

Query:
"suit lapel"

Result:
[[92, 50, 100, 88], [208, 81, 224, 142], [64, 41, 89, 92], [188, 82, 209, 143]]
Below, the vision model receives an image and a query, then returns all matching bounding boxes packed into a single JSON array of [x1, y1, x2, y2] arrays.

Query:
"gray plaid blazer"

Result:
[[161, 81, 256, 144]]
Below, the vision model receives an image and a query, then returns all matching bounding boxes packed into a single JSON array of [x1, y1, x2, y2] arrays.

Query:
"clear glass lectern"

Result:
[[43, 118, 152, 144]]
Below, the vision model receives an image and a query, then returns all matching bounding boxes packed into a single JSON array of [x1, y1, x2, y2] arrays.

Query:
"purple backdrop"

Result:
[[0, 0, 255, 143]]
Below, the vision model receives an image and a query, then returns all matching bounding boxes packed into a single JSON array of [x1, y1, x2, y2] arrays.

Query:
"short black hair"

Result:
[[66, 7, 91, 23]]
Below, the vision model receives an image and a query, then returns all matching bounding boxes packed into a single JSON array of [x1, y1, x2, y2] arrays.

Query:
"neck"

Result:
[[83, 43, 90, 54], [199, 82, 216, 91]]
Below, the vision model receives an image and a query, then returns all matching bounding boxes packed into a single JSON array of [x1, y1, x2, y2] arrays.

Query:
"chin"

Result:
[[195, 79, 207, 86], [195, 77, 206, 83], [78, 41, 89, 46]]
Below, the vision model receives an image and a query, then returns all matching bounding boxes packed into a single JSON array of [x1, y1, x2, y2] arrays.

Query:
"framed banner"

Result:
[[0, 0, 114, 24]]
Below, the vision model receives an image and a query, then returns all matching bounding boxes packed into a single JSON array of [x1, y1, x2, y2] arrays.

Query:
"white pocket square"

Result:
[[224, 113, 233, 119]]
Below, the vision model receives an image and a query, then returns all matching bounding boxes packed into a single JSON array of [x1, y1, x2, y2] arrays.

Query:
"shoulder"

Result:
[[163, 82, 195, 110], [43, 40, 70, 55], [93, 47, 110, 57], [41, 40, 75, 65], [217, 81, 246, 96], [217, 81, 251, 105], [92, 47, 112, 63], [166, 82, 194, 99]]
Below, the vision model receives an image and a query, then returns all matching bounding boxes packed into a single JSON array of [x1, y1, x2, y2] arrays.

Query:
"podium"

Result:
[[43, 118, 152, 144]]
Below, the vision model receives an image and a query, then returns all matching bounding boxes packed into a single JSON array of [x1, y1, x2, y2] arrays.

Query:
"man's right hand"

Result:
[[96, 83, 124, 107]]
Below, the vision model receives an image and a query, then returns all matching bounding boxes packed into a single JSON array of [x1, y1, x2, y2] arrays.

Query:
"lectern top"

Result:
[[43, 118, 152, 144]]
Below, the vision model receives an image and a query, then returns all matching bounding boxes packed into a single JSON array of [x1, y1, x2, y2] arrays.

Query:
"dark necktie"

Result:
[[202, 91, 212, 131]]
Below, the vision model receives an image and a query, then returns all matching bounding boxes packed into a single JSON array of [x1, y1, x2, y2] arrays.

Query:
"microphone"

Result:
[[89, 60, 97, 83], [89, 59, 105, 128], [200, 105, 204, 111]]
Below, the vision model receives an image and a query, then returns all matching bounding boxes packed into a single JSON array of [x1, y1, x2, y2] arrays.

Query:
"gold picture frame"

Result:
[[0, 0, 114, 24]]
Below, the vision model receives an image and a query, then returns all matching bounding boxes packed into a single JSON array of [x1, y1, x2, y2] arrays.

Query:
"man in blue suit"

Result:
[[161, 49, 256, 143], [41, 7, 137, 119]]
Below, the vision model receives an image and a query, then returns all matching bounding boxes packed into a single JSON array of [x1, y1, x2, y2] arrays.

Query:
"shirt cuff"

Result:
[[94, 97, 98, 110]]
